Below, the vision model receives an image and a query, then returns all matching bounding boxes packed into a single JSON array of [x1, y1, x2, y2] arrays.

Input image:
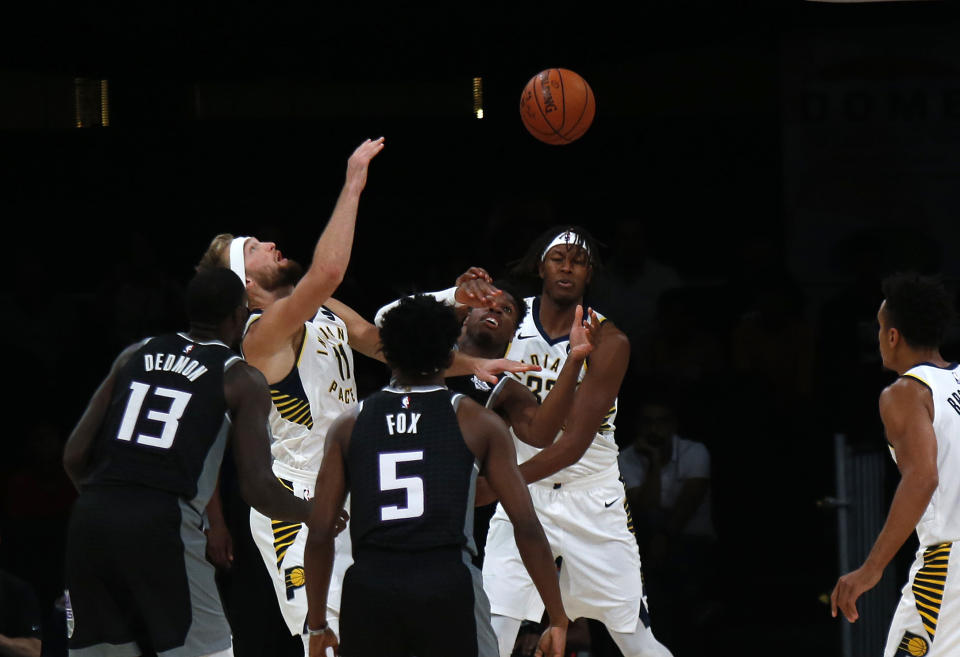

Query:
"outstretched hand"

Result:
[[475, 358, 541, 384], [455, 266, 501, 308], [568, 305, 597, 361], [345, 137, 386, 191]]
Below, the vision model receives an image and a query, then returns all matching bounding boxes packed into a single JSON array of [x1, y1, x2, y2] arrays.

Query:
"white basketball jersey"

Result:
[[897, 362, 960, 546], [503, 296, 620, 484], [245, 306, 358, 473]]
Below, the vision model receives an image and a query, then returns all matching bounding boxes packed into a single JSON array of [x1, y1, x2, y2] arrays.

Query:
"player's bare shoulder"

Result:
[[223, 358, 270, 408], [879, 375, 935, 426]]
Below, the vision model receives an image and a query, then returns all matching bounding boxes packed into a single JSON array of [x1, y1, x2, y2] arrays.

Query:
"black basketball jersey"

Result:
[[347, 385, 479, 555], [84, 333, 241, 507]]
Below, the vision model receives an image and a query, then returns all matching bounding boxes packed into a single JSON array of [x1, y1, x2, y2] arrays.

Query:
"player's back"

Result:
[[902, 362, 960, 546], [84, 332, 240, 510], [347, 385, 479, 556]]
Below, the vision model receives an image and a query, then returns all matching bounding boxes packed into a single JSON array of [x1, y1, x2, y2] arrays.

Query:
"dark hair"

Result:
[[380, 295, 461, 377], [881, 272, 955, 349], [508, 225, 603, 283], [185, 268, 246, 325], [491, 279, 529, 327]]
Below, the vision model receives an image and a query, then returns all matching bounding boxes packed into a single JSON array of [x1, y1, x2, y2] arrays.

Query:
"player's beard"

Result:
[[258, 259, 304, 292]]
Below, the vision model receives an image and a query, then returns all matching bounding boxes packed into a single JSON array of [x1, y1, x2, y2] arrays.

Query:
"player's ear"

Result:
[[585, 264, 593, 285]]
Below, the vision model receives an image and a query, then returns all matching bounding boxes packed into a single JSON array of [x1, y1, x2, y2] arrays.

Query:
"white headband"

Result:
[[541, 231, 590, 261], [228, 236, 250, 284]]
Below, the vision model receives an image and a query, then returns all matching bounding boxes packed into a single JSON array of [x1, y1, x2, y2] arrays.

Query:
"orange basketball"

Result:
[[519, 68, 596, 145]]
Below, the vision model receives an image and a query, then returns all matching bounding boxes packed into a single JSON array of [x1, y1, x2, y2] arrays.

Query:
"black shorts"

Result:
[[65, 486, 231, 657], [339, 548, 498, 657]]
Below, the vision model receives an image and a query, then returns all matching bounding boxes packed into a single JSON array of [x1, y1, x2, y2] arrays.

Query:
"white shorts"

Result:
[[249, 461, 353, 637], [885, 542, 960, 657], [481, 474, 646, 633]]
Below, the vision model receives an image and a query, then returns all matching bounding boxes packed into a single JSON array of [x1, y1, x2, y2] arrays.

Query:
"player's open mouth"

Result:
[[483, 317, 500, 328], [557, 280, 573, 289]]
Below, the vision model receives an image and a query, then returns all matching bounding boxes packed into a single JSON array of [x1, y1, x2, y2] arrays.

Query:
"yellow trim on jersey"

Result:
[[905, 373, 932, 388]]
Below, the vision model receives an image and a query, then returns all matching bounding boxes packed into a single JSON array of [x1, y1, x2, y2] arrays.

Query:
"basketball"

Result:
[[519, 68, 596, 145]]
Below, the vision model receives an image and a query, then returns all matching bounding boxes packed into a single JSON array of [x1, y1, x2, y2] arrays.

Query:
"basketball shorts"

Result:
[[249, 460, 352, 637], [339, 547, 498, 657], [481, 474, 646, 633], [66, 486, 232, 657], [885, 542, 960, 657]]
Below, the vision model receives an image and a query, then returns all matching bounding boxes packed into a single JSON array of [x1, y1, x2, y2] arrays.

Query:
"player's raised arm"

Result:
[[831, 378, 938, 623], [515, 319, 629, 485], [225, 362, 312, 524], [304, 409, 356, 657], [63, 341, 145, 489], [244, 138, 384, 359], [459, 399, 568, 657], [503, 305, 595, 448]]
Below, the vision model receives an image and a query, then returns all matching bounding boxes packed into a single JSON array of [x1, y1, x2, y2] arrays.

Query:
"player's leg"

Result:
[[65, 502, 138, 656], [606, 615, 672, 657], [490, 615, 523, 657], [482, 504, 552, 657], [556, 482, 672, 657]]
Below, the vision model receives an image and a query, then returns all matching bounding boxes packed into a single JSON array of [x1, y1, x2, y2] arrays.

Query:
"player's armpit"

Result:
[[325, 297, 385, 362]]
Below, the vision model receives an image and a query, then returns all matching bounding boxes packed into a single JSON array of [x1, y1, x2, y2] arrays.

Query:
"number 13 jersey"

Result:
[[504, 296, 620, 485], [84, 332, 241, 509]]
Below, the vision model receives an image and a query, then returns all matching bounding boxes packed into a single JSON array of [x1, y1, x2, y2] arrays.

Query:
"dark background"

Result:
[[2, 1, 959, 655]]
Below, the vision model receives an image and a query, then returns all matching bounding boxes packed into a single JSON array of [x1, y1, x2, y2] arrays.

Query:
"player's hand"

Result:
[[334, 508, 350, 536], [535, 622, 568, 657], [308, 627, 339, 657], [475, 358, 541, 384], [830, 564, 883, 623], [204, 523, 234, 570], [568, 305, 596, 361], [474, 476, 497, 507], [455, 267, 501, 307], [345, 137, 385, 191]]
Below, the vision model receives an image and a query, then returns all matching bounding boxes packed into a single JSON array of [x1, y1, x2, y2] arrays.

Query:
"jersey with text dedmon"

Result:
[[348, 385, 479, 556], [245, 305, 357, 473], [503, 296, 619, 484], [83, 332, 241, 509], [898, 362, 960, 547]]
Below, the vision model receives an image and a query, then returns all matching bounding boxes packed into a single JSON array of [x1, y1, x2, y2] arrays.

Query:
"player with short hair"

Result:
[[478, 226, 673, 657], [831, 272, 959, 657], [303, 295, 569, 657], [63, 267, 311, 657]]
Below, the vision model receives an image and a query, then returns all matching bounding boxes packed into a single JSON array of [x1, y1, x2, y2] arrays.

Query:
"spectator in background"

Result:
[[0, 533, 42, 657], [617, 388, 716, 655]]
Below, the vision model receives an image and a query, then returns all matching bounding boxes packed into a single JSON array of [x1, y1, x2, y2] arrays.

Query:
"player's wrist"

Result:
[[306, 621, 329, 635]]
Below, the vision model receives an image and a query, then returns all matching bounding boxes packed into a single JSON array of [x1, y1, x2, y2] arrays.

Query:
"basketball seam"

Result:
[[564, 76, 592, 139], [532, 70, 569, 143]]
